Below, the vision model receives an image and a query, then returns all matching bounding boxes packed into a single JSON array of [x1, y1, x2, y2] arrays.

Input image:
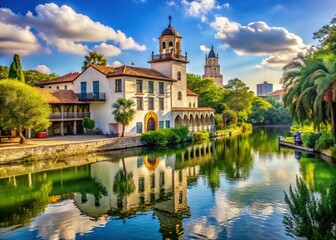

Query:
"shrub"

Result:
[[82, 116, 95, 133], [302, 133, 321, 148], [329, 146, 336, 158], [141, 127, 190, 146], [193, 130, 210, 141], [240, 122, 252, 131], [315, 131, 334, 150]]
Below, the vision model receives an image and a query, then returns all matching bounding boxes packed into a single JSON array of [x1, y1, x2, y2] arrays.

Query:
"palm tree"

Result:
[[112, 98, 136, 137], [82, 51, 107, 70]]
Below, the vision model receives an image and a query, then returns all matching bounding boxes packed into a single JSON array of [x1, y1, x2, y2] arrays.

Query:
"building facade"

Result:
[[257, 81, 273, 96], [202, 45, 223, 87]]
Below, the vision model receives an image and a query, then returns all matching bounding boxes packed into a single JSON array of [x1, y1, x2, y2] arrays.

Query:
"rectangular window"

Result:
[[136, 80, 143, 93], [64, 85, 67, 90], [115, 79, 122, 92], [56, 86, 59, 90], [138, 177, 145, 193], [159, 98, 164, 110], [93, 81, 99, 94], [148, 97, 154, 110], [136, 122, 143, 133], [136, 97, 143, 110], [148, 81, 154, 94], [150, 173, 155, 189], [159, 172, 165, 187], [165, 120, 170, 128], [80, 82, 87, 93], [137, 156, 144, 168], [159, 121, 164, 129], [159, 82, 164, 94]]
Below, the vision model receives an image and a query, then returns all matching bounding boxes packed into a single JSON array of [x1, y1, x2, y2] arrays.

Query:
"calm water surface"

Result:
[[1, 127, 335, 240]]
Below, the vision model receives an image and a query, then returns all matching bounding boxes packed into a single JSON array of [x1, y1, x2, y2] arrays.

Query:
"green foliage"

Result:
[[313, 16, 336, 54], [141, 127, 190, 146], [248, 97, 272, 123], [82, 51, 107, 70], [82, 117, 95, 132], [303, 132, 322, 148], [222, 109, 237, 128], [8, 54, 25, 82], [239, 122, 252, 131], [24, 70, 59, 85], [329, 146, 336, 158], [0, 65, 9, 80], [315, 131, 334, 150], [0, 79, 51, 143], [283, 176, 336, 240], [112, 98, 136, 137], [193, 130, 210, 141]]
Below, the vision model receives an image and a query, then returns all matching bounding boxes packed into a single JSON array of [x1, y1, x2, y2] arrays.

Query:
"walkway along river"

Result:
[[0, 127, 335, 239]]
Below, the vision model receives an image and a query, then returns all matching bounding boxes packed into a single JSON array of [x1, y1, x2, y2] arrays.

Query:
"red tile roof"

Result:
[[267, 89, 286, 96], [187, 88, 198, 96], [35, 72, 80, 86], [90, 64, 175, 82], [35, 88, 80, 104]]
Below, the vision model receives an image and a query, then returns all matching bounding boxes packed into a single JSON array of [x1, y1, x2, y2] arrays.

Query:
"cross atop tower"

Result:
[[168, 15, 172, 26]]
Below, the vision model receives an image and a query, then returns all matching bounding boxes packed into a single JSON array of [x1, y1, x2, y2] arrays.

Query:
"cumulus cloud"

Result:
[[167, 0, 177, 7], [0, 3, 146, 56], [182, 0, 220, 17], [93, 43, 121, 57], [34, 64, 52, 74], [111, 61, 123, 67], [200, 45, 210, 54], [0, 22, 40, 56], [210, 16, 308, 67]]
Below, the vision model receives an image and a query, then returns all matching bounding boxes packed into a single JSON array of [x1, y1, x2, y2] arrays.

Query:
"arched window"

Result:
[[162, 42, 166, 49], [178, 91, 182, 100], [169, 41, 173, 48], [177, 71, 181, 81]]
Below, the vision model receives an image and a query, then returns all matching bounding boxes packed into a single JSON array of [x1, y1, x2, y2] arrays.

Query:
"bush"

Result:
[[329, 146, 336, 158], [82, 116, 95, 133], [239, 122, 252, 131], [315, 131, 334, 150], [193, 130, 210, 141], [302, 132, 321, 148], [141, 127, 190, 146]]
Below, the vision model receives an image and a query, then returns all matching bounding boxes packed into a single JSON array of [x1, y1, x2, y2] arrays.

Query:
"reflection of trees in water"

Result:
[[0, 165, 108, 229], [0, 174, 52, 228]]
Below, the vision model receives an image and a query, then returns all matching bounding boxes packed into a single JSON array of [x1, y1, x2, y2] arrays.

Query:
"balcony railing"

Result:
[[76, 92, 106, 101], [48, 112, 90, 119], [150, 52, 188, 62]]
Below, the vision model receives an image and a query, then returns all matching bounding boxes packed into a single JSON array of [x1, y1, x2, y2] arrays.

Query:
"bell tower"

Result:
[[202, 45, 223, 87], [149, 16, 189, 108]]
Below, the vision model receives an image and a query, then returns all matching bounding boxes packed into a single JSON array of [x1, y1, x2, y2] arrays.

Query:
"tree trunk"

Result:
[[121, 124, 125, 137], [18, 127, 27, 144]]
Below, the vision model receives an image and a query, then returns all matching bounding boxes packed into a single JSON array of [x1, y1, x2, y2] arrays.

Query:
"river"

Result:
[[0, 127, 335, 240]]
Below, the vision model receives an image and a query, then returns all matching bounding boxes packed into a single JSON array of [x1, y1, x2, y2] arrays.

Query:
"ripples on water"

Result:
[[0, 127, 335, 239]]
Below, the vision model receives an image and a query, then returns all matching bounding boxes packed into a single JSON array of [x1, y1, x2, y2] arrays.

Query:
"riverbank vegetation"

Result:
[[140, 126, 191, 146]]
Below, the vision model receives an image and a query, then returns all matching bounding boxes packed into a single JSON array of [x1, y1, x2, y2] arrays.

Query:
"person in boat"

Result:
[[293, 132, 303, 146]]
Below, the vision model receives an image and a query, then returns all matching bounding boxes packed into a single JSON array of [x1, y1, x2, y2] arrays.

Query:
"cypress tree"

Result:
[[8, 54, 25, 82]]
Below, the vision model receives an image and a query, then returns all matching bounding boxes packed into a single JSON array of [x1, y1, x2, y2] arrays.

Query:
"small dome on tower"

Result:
[[208, 45, 216, 58], [161, 15, 179, 37]]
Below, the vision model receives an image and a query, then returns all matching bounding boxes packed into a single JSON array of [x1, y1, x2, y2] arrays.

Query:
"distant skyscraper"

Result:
[[257, 81, 273, 96], [202, 45, 223, 87]]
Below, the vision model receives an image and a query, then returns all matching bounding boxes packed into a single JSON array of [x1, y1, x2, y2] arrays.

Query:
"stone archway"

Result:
[[144, 111, 158, 132], [175, 115, 183, 127]]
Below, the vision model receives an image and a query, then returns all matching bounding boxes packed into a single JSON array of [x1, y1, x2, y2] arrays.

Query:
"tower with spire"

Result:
[[202, 45, 223, 87]]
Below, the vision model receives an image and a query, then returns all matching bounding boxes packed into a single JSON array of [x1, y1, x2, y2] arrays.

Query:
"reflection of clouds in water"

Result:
[[190, 216, 219, 239], [30, 200, 108, 240]]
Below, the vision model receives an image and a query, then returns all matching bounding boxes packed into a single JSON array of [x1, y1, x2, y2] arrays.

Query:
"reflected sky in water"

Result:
[[1, 127, 335, 240]]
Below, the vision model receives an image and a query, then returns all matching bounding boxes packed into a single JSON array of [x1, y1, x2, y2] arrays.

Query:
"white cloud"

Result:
[[34, 64, 52, 74], [111, 61, 123, 67], [223, 3, 230, 8], [200, 45, 210, 54], [0, 22, 40, 56], [152, 37, 158, 42], [210, 16, 308, 67], [93, 43, 121, 57], [0, 3, 146, 56], [182, 0, 219, 17], [167, 0, 177, 6], [201, 15, 207, 23]]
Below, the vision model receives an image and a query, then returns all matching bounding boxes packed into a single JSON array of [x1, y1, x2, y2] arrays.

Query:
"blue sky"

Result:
[[0, 0, 335, 92]]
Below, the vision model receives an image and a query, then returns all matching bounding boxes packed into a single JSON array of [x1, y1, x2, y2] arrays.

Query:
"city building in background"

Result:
[[256, 81, 273, 96]]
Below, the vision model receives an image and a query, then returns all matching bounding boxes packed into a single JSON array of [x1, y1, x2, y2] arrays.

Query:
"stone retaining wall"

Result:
[[0, 136, 145, 164]]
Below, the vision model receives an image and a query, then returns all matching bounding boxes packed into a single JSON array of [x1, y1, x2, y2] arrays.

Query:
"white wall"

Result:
[[41, 82, 73, 90]]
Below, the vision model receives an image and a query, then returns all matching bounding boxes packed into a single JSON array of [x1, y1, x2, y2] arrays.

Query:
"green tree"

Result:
[[0, 80, 51, 144], [24, 70, 59, 85], [284, 176, 336, 240], [82, 116, 95, 134], [313, 16, 336, 54], [8, 54, 25, 82], [223, 78, 255, 122], [222, 109, 237, 127], [0, 65, 9, 80], [112, 98, 136, 137], [248, 97, 272, 123], [82, 51, 107, 70]]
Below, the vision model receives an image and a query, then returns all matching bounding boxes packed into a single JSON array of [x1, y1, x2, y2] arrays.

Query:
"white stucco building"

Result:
[[37, 16, 215, 136]]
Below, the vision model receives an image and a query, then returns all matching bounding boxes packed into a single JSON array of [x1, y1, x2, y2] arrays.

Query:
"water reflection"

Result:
[[0, 128, 335, 240]]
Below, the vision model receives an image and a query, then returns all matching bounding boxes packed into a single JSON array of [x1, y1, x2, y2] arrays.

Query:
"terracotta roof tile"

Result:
[[34, 72, 80, 86], [267, 89, 286, 96], [35, 88, 80, 104], [187, 88, 198, 96]]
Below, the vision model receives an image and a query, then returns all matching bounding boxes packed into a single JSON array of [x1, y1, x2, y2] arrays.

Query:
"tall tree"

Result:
[[8, 54, 25, 82], [112, 98, 136, 137], [24, 70, 59, 85], [82, 51, 107, 70], [0, 80, 51, 144], [0, 65, 9, 80], [313, 16, 336, 54]]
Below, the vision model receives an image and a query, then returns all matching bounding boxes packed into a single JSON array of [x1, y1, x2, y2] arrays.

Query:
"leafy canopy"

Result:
[[82, 51, 107, 70], [8, 54, 25, 82]]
